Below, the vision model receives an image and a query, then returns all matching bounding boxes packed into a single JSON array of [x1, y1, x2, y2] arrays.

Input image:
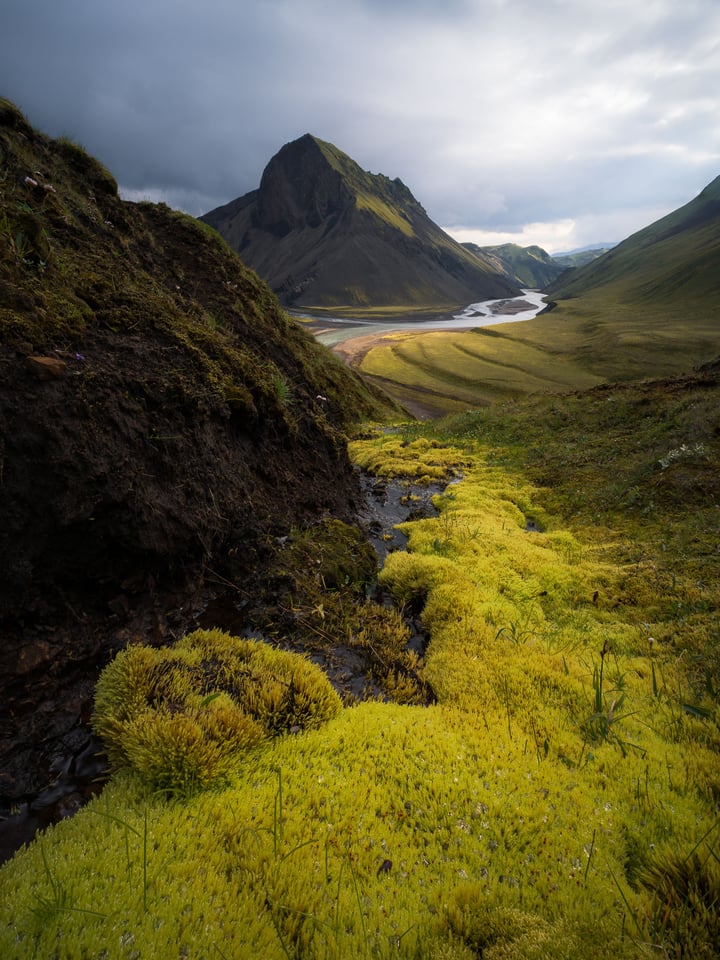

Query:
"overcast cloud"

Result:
[[2, 0, 719, 252]]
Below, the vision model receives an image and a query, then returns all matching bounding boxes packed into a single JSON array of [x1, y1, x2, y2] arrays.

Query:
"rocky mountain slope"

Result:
[[0, 100, 397, 805], [202, 134, 519, 310]]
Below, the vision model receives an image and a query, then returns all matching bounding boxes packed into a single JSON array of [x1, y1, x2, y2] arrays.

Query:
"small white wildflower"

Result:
[[659, 442, 707, 470]]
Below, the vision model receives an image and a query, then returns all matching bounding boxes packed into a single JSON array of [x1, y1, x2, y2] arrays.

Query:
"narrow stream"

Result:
[[0, 470, 449, 866]]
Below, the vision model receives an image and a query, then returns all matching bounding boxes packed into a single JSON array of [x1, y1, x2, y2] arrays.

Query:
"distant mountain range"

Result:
[[202, 133, 718, 317], [552, 246, 615, 269], [201, 135, 520, 311], [463, 242, 565, 288], [460, 242, 614, 288]]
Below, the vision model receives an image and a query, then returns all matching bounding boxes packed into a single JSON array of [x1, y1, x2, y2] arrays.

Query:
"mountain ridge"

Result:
[[202, 134, 520, 310], [462, 240, 566, 288], [546, 175, 720, 305]]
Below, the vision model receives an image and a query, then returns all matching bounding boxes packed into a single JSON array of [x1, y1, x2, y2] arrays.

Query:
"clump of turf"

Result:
[[93, 628, 342, 795]]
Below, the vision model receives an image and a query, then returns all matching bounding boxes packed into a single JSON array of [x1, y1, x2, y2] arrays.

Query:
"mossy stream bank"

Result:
[[0, 97, 404, 864], [0, 470, 446, 865]]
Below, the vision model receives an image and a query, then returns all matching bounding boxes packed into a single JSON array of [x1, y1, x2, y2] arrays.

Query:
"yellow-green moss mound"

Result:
[[92, 629, 342, 794]]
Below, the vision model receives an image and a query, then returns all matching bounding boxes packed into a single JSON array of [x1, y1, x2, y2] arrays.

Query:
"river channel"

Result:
[[296, 289, 549, 348]]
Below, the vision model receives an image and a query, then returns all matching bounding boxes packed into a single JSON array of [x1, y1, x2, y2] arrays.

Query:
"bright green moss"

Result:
[[2, 700, 713, 959], [350, 433, 467, 480], [2, 379, 720, 957], [120, 703, 264, 795], [92, 629, 342, 794]]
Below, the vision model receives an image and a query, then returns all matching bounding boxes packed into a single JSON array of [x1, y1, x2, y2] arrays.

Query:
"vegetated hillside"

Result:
[[202, 134, 519, 312], [2, 362, 719, 958], [552, 245, 614, 269], [547, 177, 720, 306], [463, 241, 565, 288], [356, 322, 606, 417], [0, 100, 399, 802], [358, 179, 720, 413]]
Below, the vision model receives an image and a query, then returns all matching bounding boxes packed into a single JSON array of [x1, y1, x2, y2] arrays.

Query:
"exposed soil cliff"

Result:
[[0, 100, 398, 810]]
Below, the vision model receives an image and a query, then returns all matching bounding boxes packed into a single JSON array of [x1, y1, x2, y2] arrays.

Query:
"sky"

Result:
[[1, 0, 719, 254]]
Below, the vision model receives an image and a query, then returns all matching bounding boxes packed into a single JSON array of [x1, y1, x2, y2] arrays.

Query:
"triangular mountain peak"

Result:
[[203, 137, 518, 309]]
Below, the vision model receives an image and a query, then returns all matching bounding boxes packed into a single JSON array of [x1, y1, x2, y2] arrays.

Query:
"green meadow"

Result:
[[360, 325, 603, 413], [2, 369, 718, 959], [359, 296, 720, 415]]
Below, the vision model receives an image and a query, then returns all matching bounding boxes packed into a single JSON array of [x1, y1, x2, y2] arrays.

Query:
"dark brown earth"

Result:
[[0, 100, 408, 862], [0, 470, 444, 865], [0, 320, 369, 858]]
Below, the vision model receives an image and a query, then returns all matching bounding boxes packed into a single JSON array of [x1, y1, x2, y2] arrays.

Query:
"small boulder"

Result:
[[25, 356, 67, 380]]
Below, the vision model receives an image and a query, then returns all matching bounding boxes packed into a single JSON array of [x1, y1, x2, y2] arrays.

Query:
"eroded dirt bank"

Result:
[[0, 99, 402, 863], [0, 468, 444, 865]]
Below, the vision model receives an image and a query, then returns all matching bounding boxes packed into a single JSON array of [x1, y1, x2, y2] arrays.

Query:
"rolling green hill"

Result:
[[358, 177, 720, 412], [547, 176, 720, 307], [463, 241, 566, 288]]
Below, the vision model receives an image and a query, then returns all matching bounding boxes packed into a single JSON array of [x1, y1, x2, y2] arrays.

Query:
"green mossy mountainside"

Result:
[[462, 241, 566, 289], [201, 134, 520, 310], [546, 175, 720, 307], [0, 99, 399, 799], [0, 99, 400, 615]]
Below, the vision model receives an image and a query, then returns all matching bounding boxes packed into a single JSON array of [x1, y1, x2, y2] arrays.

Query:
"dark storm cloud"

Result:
[[2, 0, 719, 250]]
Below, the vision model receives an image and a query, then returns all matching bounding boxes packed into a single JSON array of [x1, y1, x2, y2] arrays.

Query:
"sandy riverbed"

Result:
[[298, 292, 546, 416]]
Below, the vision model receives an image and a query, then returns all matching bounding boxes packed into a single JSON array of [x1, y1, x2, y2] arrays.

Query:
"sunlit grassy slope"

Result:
[[548, 175, 720, 309], [2, 370, 719, 959], [358, 177, 720, 415], [358, 303, 720, 416], [360, 326, 604, 413]]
